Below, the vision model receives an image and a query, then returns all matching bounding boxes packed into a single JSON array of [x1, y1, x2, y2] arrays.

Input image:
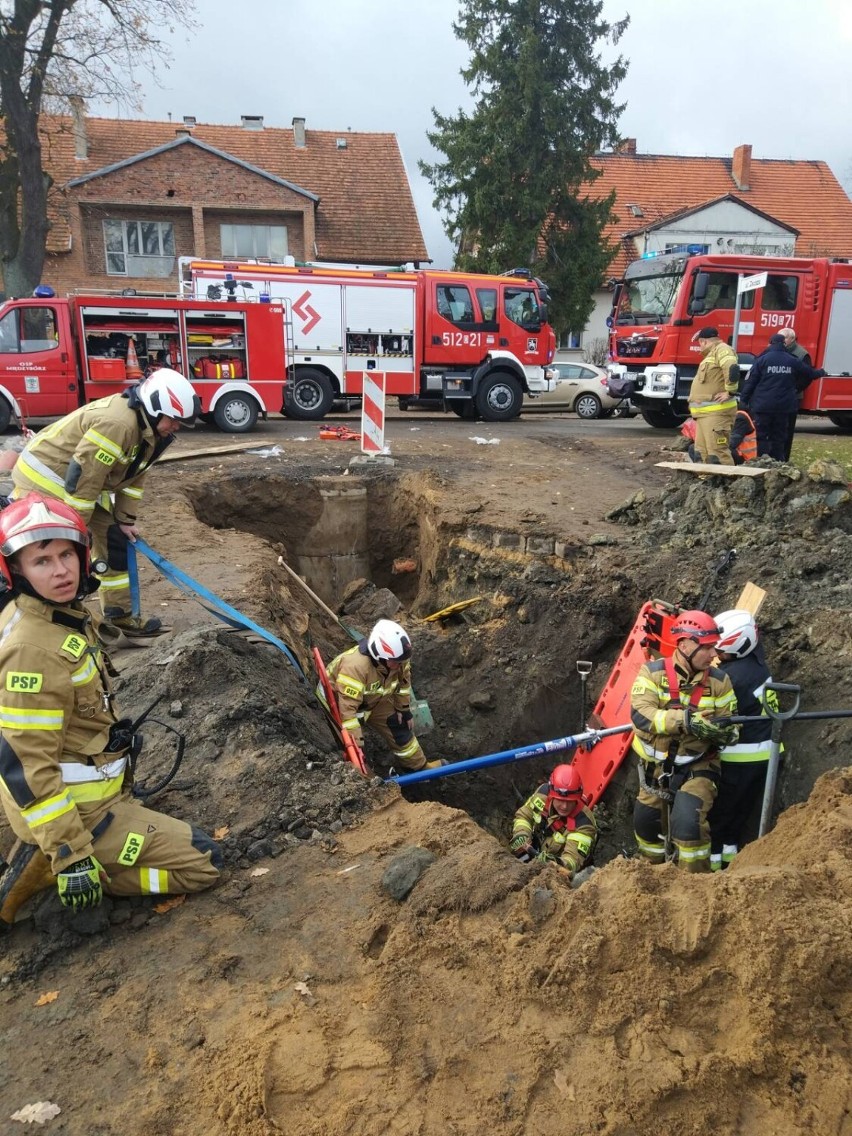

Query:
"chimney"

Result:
[[175, 127, 191, 138], [69, 95, 87, 160], [617, 138, 637, 155], [732, 144, 752, 191], [292, 116, 306, 148], [240, 115, 264, 130]]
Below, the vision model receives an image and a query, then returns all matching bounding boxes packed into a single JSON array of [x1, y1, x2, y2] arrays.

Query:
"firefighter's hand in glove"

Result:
[[510, 835, 532, 858], [687, 712, 738, 748], [386, 711, 414, 747], [57, 856, 108, 910]]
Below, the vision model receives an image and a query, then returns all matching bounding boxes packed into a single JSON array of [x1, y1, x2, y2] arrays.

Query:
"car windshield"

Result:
[[616, 273, 682, 325]]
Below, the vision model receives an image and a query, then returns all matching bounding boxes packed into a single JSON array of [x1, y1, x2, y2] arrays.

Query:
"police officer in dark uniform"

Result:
[[740, 335, 824, 461]]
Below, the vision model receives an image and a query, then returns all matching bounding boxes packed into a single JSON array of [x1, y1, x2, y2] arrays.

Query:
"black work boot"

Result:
[[0, 842, 54, 931], [103, 607, 163, 637]]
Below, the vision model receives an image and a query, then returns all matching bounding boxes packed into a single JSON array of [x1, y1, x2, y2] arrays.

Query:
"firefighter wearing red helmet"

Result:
[[630, 609, 738, 872], [510, 764, 597, 880], [0, 494, 221, 928], [321, 619, 445, 772], [11, 369, 200, 636]]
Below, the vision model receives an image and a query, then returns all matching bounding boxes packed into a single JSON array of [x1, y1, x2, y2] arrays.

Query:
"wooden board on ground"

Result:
[[734, 582, 766, 617], [656, 461, 767, 478], [160, 441, 268, 464]]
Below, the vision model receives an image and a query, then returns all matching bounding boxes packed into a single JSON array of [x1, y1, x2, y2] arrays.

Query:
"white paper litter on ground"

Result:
[[246, 445, 283, 457], [469, 436, 500, 445]]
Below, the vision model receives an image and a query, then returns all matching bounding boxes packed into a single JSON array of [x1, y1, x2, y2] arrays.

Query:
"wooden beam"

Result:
[[656, 461, 767, 478], [159, 441, 268, 464], [734, 583, 767, 616]]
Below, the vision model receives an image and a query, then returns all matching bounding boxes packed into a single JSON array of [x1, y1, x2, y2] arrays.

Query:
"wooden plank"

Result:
[[159, 441, 268, 464], [656, 461, 767, 478], [734, 582, 767, 617]]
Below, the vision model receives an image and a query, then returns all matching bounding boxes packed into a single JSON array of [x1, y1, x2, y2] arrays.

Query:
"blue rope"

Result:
[[133, 537, 306, 680]]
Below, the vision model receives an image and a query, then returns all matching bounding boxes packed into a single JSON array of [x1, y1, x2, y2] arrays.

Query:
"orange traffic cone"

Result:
[[125, 337, 143, 380]]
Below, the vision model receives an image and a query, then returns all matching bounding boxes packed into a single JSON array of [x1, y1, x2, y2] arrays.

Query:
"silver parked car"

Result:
[[523, 362, 630, 418]]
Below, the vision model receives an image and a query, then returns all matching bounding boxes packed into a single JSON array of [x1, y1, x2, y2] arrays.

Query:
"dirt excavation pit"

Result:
[[2, 451, 852, 1135]]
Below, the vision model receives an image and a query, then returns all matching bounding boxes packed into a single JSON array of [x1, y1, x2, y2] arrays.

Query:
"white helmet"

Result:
[[714, 609, 759, 658], [138, 369, 200, 424], [367, 619, 412, 662]]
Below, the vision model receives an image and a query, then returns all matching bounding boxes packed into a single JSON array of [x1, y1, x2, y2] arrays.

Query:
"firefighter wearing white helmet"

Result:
[[324, 619, 444, 772], [708, 609, 776, 870], [11, 368, 200, 635]]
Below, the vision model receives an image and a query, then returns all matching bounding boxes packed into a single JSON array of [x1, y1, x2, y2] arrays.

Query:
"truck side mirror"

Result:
[[693, 272, 709, 301]]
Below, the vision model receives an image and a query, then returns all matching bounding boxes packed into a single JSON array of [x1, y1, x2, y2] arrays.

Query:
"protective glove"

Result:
[[57, 856, 107, 910], [686, 712, 738, 748], [510, 834, 532, 858], [386, 712, 414, 746]]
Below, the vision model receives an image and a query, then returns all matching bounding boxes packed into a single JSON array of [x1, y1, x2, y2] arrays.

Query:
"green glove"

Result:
[[510, 834, 531, 855], [688, 713, 738, 748], [57, 856, 106, 910]]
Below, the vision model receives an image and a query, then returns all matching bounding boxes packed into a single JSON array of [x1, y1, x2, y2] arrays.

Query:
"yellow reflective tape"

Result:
[[22, 791, 75, 828], [70, 657, 98, 686], [67, 774, 124, 804], [341, 717, 360, 730], [94, 449, 116, 466], [393, 737, 420, 759], [140, 867, 168, 894], [122, 486, 143, 499], [96, 574, 131, 590], [337, 673, 364, 690], [83, 429, 126, 460], [118, 832, 145, 866], [5, 671, 43, 693], [16, 455, 64, 494], [61, 633, 87, 659], [0, 705, 64, 730], [63, 493, 96, 516], [676, 844, 710, 861]]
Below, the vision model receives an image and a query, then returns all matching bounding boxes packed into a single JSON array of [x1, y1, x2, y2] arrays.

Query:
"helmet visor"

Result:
[[1, 525, 87, 558]]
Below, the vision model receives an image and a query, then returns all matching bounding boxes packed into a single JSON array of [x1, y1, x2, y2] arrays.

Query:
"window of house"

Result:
[[0, 306, 58, 353], [761, 274, 799, 312], [104, 220, 175, 276], [436, 284, 474, 324], [220, 224, 288, 260], [559, 330, 582, 350]]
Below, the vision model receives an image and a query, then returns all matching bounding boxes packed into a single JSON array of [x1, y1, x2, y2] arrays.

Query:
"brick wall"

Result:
[[43, 142, 312, 294]]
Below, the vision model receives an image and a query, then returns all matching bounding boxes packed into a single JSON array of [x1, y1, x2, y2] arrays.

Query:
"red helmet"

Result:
[[671, 609, 720, 647], [0, 494, 91, 591], [546, 764, 585, 809]]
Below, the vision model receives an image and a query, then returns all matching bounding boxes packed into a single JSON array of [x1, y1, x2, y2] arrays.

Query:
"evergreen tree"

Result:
[[421, 0, 628, 336]]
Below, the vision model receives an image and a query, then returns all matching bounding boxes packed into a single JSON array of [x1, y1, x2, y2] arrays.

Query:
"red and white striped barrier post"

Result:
[[361, 371, 386, 455]]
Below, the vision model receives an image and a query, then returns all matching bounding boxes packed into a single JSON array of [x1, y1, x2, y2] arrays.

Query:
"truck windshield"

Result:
[[616, 274, 682, 325]]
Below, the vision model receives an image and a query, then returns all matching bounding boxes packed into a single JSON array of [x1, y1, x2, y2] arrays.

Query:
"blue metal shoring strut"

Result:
[[388, 723, 634, 786], [132, 537, 306, 680]]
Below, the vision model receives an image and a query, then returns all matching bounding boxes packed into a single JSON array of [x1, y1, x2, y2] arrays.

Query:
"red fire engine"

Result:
[[607, 253, 852, 430], [0, 290, 288, 432], [180, 258, 557, 421]]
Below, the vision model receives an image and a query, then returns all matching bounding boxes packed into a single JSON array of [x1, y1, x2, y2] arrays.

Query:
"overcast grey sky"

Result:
[[94, 0, 852, 268]]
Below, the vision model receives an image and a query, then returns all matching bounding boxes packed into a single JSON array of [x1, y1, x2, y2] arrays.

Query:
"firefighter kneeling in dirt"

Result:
[[324, 619, 444, 773], [510, 764, 597, 881], [0, 495, 222, 930], [630, 610, 738, 872]]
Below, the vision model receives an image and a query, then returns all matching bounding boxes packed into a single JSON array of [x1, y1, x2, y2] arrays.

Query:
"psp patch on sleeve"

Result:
[[5, 671, 43, 693]]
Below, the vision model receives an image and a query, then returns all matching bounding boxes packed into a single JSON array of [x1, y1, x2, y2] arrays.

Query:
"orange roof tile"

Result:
[[39, 115, 428, 263], [590, 151, 852, 278]]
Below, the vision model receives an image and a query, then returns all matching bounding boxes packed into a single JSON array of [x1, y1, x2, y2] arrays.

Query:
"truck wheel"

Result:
[[212, 393, 260, 433], [640, 405, 687, 429], [475, 373, 522, 421], [0, 398, 11, 433], [448, 399, 476, 419], [286, 368, 335, 420], [828, 412, 852, 433]]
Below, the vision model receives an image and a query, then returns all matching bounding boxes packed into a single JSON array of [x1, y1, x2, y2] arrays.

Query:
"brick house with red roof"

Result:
[[563, 141, 852, 359], [23, 108, 428, 297]]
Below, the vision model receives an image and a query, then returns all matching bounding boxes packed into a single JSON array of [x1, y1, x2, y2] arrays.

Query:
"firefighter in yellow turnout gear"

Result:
[[11, 369, 200, 635], [688, 327, 740, 465], [0, 495, 221, 927], [324, 620, 443, 772], [511, 764, 597, 880], [631, 610, 738, 872]]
